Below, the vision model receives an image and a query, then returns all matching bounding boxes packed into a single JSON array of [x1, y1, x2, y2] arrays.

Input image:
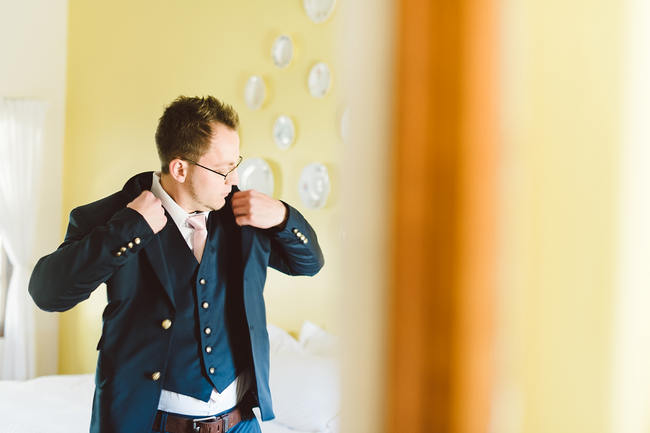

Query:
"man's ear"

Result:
[[168, 158, 188, 183]]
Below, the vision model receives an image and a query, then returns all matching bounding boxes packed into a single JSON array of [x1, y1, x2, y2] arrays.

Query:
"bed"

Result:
[[0, 322, 340, 433]]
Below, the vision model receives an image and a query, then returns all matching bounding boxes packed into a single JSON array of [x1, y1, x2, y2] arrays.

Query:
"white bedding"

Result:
[[0, 322, 339, 433], [0, 374, 308, 433]]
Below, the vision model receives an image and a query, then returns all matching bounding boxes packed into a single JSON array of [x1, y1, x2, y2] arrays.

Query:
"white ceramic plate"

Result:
[[303, 0, 336, 23], [308, 62, 331, 98], [298, 163, 330, 209], [340, 107, 350, 143], [271, 35, 293, 68], [273, 115, 295, 150], [237, 157, 274, 196], [244, 75, 266, 110]]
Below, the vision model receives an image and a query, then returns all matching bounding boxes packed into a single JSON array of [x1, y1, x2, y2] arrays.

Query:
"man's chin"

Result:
[[208, 197, 227, 211]]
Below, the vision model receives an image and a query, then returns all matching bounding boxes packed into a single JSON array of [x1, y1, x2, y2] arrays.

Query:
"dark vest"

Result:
[[158, 209, 253, 401]]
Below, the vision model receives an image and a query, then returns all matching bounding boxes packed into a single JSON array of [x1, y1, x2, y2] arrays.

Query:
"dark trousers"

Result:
[[151, 407, 262, 433]]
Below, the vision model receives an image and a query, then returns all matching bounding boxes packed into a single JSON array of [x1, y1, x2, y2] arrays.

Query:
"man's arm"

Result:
[[231, 190, 324, 277], [29, 191, 165, 312], [266, 201, 324, 277]]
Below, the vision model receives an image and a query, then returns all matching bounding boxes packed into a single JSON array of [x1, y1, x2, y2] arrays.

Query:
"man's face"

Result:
[[185, 122, 240, 212]]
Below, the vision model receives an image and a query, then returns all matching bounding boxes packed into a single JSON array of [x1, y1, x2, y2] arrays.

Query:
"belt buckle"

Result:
[[192, 416, 217, 432]]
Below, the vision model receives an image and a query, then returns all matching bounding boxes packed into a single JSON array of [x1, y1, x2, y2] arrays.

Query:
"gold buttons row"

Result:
[[150, 318, 173, 381], [114, 237, 142, 257], [291, 228, 309, 244]]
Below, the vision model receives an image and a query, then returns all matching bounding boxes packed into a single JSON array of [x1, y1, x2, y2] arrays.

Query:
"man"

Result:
[[29, 96, 324, 433]]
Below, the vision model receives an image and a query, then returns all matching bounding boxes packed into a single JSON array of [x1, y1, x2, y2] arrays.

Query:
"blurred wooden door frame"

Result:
[[386, 1, 499, 432]]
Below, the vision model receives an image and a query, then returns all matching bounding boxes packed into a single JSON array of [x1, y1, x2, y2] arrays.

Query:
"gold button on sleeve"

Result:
[[199, 278, 206, 285], [161, 319, 172, 330], [209, 367, 215, 374], [151, 371, 161, 381]]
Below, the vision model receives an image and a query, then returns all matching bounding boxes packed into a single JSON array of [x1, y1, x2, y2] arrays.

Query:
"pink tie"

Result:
[[186, 214, 207, 263]]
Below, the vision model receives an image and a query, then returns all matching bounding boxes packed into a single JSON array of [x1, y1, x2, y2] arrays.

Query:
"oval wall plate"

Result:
[[237, 157, 274, 196], [244, 75, 266, 110], [298, 163, 330, 209], [271, 35, 293, 68], [273, 115, 296, 150], [308, 62, 331, 98], [303, 0, 336, 23]]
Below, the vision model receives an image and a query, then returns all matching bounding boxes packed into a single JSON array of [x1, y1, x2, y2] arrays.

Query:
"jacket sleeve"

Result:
[[28, 206, 155, 312], [266, 201, 324, 277]]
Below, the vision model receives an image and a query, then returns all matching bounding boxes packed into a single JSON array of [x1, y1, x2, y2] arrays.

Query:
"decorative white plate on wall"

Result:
[[340, 107, 350, 143], [273, 115, 295, 150], [308, 62, 331, 98], [244, 75, 266, 110], [303, 0, 336, 23], [237, 157, 274, 196], [271, 35, 293, 68], [298, 163, 330, 209]]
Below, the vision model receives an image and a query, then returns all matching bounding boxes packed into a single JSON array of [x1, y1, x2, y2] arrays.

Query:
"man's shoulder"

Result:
[[69, 171, 154, 224]]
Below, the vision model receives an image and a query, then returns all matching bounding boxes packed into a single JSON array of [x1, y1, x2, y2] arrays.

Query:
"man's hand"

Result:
[[231, 190, 287, 229], [127, 191, 167, 234]]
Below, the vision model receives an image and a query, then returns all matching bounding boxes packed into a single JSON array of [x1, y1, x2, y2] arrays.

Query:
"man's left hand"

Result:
[[231, 190, 287, 229]]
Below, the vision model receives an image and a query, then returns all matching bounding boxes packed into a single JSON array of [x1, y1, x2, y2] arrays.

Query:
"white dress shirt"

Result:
[[151, 172, 252, 416]]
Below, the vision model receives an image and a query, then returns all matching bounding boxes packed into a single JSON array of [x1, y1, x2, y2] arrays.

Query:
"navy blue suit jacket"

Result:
[[28, 172, 324, 433]]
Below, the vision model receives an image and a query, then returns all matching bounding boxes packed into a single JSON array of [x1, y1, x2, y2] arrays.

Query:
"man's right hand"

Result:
[[127, 191, 167, 234]]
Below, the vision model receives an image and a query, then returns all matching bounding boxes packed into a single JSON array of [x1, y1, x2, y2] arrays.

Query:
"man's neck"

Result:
[[159, 173, 194, 214]]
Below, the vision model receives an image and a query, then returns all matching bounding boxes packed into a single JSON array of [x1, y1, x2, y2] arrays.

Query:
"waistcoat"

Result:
[[158, 210, 253, 401]]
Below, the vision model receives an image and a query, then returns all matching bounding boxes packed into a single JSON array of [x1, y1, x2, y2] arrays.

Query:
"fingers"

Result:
[[234, 215, 252, 226]]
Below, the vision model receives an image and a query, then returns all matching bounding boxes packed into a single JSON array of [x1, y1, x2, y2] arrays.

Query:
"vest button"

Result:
[[151, 371, 161, 381], [209, 367, 215, 374], [114, 251, 122, 257], [204, 327, 211, 335], [127, 242, 134, 249], [202, 302, 209, 309], [134, 237, 141, 245], [120, 246, 127, 253], [161, 319, 172, 330], [205, 346, 212, 353], [199, 278, 206, 285]]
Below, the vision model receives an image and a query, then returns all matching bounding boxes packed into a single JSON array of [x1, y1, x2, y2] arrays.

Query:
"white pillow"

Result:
[[298, 321, 340, 357], [269, 349, 340, 432], [267, 323, 302, 355], [266, 322, 340, 433]]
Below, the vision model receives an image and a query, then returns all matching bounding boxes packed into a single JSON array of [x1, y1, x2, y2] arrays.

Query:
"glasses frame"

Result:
[[185, 155, 243, 182]]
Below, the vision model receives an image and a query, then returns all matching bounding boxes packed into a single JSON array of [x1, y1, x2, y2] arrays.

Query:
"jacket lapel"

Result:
[[120, 172, 176, 309], [143, 217, 176, 309]]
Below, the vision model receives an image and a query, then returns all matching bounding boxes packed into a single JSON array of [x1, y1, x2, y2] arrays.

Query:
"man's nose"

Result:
[[226, 169, 239, 186]]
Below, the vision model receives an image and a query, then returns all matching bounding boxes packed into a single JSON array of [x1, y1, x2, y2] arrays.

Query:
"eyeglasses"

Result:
[[185, 155, 243, 182]]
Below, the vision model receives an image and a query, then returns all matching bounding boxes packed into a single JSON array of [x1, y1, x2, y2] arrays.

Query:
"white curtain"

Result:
[[0, 98, 47, 380]]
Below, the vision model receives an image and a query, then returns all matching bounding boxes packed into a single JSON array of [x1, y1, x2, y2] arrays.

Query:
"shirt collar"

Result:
[[151, 172, 208, 230]]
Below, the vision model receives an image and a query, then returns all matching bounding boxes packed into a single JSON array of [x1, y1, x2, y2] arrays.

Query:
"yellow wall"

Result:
[[60, 1, 343, 374], [496, 0, 622, 432]]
